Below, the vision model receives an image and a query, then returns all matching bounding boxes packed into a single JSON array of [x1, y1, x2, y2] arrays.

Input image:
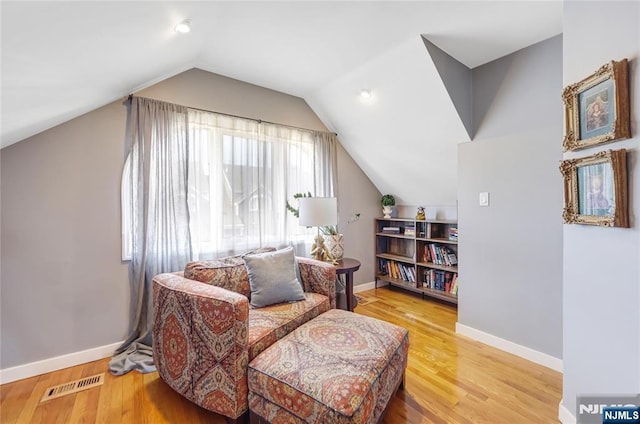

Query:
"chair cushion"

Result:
[[183, 247, 277, 298], [243, 247, 305, 308], [184, 257, 250, 298], [248, 292, 330, 360]]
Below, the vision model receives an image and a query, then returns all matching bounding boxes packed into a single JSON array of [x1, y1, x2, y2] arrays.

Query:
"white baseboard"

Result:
[[558, 399, 576, 424], [353, 281, 388, 293], [0, 341, 123, 384], [455, 323, 563, 372]]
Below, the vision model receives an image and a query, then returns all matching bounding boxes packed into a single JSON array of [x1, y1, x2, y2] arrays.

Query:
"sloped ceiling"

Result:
[[1, 1, 562, 205]]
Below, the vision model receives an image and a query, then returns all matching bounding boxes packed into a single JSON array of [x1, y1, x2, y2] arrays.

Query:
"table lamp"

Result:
[[298, 197, 337, 263]]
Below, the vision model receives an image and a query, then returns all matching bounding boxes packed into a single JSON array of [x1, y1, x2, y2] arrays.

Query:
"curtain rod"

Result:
[[127, 94, 337, 137]]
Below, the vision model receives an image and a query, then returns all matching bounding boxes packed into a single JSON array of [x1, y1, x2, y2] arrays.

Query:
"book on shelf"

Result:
[[422, 247, 431, 263], [377, 258, 388, 275], [451, 274, 459, 295], [399, 263, 408, 281], [449, 227, 458, 242], [404, 223, 416, 237], [381, 227, 400, 234], [389, 262, 396, 279]]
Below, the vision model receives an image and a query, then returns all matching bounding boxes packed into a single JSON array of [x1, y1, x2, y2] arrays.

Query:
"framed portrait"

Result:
[[562, 59, 630, 151], [559, 149, 628, 227]]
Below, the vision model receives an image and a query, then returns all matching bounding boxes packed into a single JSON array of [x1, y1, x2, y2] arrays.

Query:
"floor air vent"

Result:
[[41, 373, 104, 402]]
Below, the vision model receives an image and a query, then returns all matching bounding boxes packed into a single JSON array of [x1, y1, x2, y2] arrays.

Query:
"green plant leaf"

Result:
[[381, 194, 396, 206]]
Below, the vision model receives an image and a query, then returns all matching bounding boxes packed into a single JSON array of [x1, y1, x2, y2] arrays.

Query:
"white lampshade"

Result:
[[298, 197, 337, 227]]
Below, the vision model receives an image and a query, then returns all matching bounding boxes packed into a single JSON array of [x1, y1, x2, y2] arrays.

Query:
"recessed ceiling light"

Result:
[[360, 89, 372, 99], [175, 19, 192, 34]]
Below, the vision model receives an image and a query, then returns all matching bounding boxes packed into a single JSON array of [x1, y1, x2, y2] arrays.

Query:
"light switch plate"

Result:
[[479, 192, 490, 207]]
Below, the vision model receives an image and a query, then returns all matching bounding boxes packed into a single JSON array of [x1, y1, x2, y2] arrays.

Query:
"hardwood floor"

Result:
[[0, 286, 562, 423]]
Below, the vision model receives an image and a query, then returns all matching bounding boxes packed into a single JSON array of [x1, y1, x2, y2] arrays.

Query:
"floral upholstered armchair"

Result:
[[152, 250, 336, 422]]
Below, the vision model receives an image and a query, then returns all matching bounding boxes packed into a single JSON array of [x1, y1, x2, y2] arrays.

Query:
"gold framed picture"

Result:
[[559, 149, 628, 227], [562, 59, 630, 152]]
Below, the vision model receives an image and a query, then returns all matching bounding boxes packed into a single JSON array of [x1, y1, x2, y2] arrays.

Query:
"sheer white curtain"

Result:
[[187, 109, 337, 260]]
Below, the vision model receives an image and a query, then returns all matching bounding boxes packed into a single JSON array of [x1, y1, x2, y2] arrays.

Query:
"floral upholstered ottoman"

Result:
[[247, 309, 409, 423]]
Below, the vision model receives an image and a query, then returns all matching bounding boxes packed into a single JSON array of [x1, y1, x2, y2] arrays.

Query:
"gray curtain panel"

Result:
[[313, 131, 338, 198], [110, 97, 193, 375]]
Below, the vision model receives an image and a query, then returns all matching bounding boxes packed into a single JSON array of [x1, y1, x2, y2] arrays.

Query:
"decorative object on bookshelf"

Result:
[[375, 217, 458, 305], [415, 207, 426, 220], [562, 58, 630, 152], [381, 194, 396, 218], [559, 148, 628, 227]]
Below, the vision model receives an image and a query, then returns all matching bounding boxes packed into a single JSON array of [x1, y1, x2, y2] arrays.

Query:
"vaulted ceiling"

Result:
[[1, 1, 562, 205]]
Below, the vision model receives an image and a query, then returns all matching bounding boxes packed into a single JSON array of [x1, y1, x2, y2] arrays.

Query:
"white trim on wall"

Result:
[[355, 283, 563, 373], [456, 323, 563, 372], [353, 281, 387, 293], [0, 341, 123, 384], [558, 399, 577, 424]]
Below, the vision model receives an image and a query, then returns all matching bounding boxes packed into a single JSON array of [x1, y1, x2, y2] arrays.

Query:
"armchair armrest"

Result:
[[296, 257, 337, 309], [152, 273, 250, 419]]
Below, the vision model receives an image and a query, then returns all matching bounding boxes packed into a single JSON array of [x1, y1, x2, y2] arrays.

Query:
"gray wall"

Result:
[[335, 142, 380, 287], [457, 35, 563, 358], [1, 101, 130, 369], [562, 1, 640, 416], [423, 36, 473, 139], [0, 68, 380, 370]]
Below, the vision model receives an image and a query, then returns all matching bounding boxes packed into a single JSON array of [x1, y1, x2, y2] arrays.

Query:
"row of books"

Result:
[[449, 227, 458, 242], [422, 244, 458, 267], [378, 259, 416, 283], [422, 270, 458, 295]]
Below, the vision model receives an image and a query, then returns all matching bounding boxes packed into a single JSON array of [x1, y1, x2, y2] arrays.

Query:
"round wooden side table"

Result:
[[334, 258, 361, 311]]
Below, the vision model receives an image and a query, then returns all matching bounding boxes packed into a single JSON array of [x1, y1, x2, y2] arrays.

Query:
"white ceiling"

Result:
[[1, 1, 562, 205]]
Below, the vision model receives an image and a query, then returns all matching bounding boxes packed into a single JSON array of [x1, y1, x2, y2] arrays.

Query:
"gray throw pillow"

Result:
[[243, 246, 305, 308]]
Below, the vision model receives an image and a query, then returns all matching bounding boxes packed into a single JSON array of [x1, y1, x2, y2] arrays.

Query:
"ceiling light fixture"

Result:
[[175, 19, 192, 34], [360, 89, 372, 99]]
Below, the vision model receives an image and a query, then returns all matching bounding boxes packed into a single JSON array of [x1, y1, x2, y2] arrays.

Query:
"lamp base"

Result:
[[310, 234, 337, 264]]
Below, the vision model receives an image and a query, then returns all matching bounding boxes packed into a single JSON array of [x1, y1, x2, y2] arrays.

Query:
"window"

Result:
[[121, 107, 335, 261]]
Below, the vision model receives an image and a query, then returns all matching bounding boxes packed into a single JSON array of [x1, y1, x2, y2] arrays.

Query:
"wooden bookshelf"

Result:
[[375, 217, 458, 305]]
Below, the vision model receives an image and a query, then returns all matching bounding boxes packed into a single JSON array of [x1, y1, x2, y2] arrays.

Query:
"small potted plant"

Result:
[[381, 194, 396, 218]]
